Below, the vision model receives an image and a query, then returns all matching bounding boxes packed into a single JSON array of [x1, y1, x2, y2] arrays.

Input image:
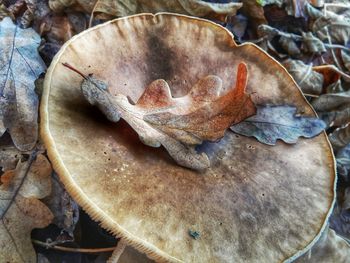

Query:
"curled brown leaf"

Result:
[[64, 62, 256, 170]]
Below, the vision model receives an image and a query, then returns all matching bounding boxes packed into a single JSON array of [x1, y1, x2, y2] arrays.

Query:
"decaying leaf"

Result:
[[257, 24, 328, 57], [341, 50, 350, 72], [278, 35, 301, 56], [0, 4, 14, 21], [0, 153, 53, 263], [283, 59, 324, 95], [257, 0, 309, 18], [49, 0, 242, 21], [301, 31, 326, 54], [43, 172, 79, 237], [0, 144, 27, 172], [240, 0, 267, 37], [311, 90, 350, 112], [230, 105, 326, 145], [295, 227, 350, 263], [329, 124, 350, 150], [330, 187, 350, 240], [64, 62, 256, 170], [319, 108, 350, 127], [0, 1, 27, 22], [39, 12, 86, 45], [313, 65, 350, 88], [309, 3, 350, 45], [0, 17, 46, 151], [336, 143, 350, 182]]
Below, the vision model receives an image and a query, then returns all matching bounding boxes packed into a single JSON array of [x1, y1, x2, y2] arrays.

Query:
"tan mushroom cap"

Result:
[[41, 13, 336, 263]]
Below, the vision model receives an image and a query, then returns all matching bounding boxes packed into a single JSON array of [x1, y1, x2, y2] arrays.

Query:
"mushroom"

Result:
[[40, 13, 336, 262]]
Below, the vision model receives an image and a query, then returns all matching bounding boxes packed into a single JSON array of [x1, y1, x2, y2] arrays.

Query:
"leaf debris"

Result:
[[231, 105, 326, 145]]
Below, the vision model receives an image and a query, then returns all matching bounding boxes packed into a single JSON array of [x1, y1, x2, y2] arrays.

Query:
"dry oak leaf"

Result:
[[283, 59, 324, 95], [0, 144, 28, 172], [308, 3, 350, 45], [311, 90, 350, 112], [43, 172, 79, 236], [49, 0, 242, 21], [329, 124, 350, 151], [65, 62, 256, 170], [0, 153, 53, 263], [231, 105, 326, 145], [0, 17, 46, 151]]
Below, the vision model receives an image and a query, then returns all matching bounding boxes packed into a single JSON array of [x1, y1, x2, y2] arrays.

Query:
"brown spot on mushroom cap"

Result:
[[40, 13, 336, 262]]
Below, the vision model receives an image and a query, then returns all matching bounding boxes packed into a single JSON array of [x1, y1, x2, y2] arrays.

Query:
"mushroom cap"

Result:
[[41, 13, 336, 263]]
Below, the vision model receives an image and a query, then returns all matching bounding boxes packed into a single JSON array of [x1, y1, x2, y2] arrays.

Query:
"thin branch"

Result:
[[89, 0, 100, 28], [324, 43, 350, 52], [303, 93, 320, 98], [32, 239, 116, 254], [107, 240, 126, 263]]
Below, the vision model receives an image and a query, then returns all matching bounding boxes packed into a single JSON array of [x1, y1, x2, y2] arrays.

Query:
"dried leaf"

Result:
[[283, 59, 324, 95], [295, 227, 350, 263], [330, 187, 350, 240], [0, 144, 26, 172], [309, 0, 324, 8], [230, 105, 326, 145], [0, 153, 53, 263], [20, 9, 34, 28], [311, 90, 350, 112], [43, 173, 79, 236], [319, 108, 350, 127], [26, 0, 51, 22], [66, 62, 256, 170], [39, 13, 82, 45], [49, 0, 242, 21], [257, 0, 308, 18], [310, 3, 350, 45], [341, 50, 350, 72], [0, 4, 14, 21], [257, 0, 283, 7], [326, 80, 344, 94], [335, 143, 350, 182], [329, 124, 350, 150], [0, 17, 46, 151], [4, 154, 52, 198], [301, 32, 326, 54], [225, 14, 247, 41], [286, 0, 307, 18], [313, 65, 350, 87], [279, 36, 301, 56], [240, 0, 267, 37]]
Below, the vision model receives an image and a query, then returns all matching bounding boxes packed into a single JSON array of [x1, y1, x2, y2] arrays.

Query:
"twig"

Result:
[[324, 43, 350, 52], [325, 27, 342, 70], [32, 239, 116, 254], [107, 240, 126, 263], [303, 93, 320, 98], [313, 64, 350, 82], [89, 0, 100, 28]]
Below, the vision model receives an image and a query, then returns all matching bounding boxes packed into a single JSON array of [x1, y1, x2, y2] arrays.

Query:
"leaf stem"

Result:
[[62, 63, 88, 80]]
